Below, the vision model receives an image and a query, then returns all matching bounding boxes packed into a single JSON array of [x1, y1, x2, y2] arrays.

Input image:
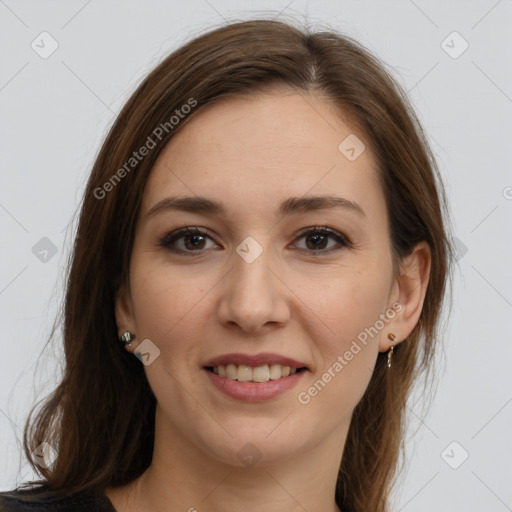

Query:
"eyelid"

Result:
[[294, 225, 353, 248], [159, 225, 353, 255], [159, 226, 215, 249]]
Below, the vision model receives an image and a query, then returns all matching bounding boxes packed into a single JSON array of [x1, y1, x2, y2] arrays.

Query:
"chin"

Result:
[[198, 428, 310, 469]]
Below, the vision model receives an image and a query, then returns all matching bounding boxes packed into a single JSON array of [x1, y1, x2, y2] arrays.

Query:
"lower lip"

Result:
[[202, 368, 307, 402]]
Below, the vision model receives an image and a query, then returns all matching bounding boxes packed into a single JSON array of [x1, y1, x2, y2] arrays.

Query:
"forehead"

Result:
[[142, 91, 382, 220]]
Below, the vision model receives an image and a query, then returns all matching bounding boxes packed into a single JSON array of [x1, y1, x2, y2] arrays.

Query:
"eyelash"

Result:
[[158, 225, 352, 257]]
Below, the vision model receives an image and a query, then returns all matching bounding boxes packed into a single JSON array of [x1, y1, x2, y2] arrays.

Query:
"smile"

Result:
[[206, 363, 307, 383]]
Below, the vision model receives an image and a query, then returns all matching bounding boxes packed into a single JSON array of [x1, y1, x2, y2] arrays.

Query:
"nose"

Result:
[[217, 244, 291, 334]]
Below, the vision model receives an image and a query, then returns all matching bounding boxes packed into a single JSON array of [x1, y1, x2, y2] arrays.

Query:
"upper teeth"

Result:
[[212, 363, 299, 382]]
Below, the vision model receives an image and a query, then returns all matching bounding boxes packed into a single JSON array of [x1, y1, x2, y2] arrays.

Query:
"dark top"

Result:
[[0, 485, 117, 511]]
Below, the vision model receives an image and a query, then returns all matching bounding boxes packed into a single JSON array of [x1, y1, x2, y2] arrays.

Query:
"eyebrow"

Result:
[[145, 194, 366, 219]]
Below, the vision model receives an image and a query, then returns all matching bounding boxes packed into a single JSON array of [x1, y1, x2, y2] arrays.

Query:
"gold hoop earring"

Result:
[[387, 333, 396, 369]]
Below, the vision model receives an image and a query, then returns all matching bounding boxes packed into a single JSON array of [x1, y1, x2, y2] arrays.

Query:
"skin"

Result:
[[105, 89, 431, 512]]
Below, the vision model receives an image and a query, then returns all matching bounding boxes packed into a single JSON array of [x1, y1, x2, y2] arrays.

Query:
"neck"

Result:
[[107, 406, 349, 512]]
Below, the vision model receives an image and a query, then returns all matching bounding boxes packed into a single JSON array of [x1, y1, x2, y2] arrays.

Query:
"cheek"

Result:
[[130, 251, 196, 323], [304, 263, 391, 342], [129, 257, 218, 364], [298, 266, 390, 407]]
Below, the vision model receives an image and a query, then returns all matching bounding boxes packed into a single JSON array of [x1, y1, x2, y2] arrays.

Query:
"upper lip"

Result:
[[203, 352, 309, 370]]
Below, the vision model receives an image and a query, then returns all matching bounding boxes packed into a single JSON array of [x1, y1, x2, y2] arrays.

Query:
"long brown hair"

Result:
[[1, 18, 453, 512]]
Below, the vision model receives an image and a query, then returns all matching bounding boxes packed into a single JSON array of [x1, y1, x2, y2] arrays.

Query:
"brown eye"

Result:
[[159, 225, 351, 257], [304, 232, 329, 250], [293, 227, 351, 256], [160, 227, 218, 255]]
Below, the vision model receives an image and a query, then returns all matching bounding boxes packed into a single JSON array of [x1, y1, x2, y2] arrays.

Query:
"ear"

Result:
[[115, 281, 136, 338], [379, 241, 431, 352]]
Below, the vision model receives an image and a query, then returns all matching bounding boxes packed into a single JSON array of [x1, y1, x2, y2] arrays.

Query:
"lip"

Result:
[[202, 352, 309, 370], [202, 367, 307, 402]]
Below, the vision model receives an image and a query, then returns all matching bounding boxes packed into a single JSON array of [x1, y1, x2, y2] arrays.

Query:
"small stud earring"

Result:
[[120, 331, 133, 349], [387, 333, 396, 369]]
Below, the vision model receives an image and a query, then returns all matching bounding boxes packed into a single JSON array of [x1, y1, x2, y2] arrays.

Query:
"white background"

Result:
[[1, 1, 511, 510]]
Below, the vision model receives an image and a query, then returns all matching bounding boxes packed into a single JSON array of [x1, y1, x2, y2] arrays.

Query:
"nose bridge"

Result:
[[218, 234, 289, 331], [232, 235, 276, 306]]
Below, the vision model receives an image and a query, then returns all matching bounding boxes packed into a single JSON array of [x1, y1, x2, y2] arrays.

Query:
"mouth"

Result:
[[202, 363, 308, 402], [204, 364, 308, 383]]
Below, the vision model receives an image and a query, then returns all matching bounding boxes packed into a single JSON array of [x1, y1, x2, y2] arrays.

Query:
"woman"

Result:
[[0, 18, 452, 512]]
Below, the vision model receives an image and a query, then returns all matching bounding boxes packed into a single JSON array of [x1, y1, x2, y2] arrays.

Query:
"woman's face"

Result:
[[117, 89, 403, 466]]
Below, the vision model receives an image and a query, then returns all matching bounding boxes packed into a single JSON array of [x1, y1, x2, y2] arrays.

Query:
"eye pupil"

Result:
[[306, 233, 328, 250], [185, 234, 205, 250], [162, 226, 348, 256]]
